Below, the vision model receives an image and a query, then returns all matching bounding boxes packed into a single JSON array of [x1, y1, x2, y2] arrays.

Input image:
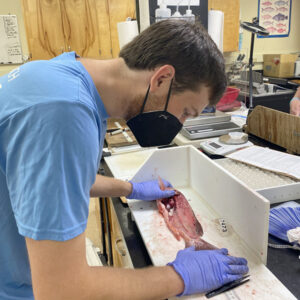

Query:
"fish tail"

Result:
[[185, 238, 218, 250]]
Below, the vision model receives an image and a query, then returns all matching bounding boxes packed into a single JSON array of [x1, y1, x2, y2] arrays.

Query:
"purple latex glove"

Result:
[[168, 247, 249, 296], [127, 179, 175, 201]]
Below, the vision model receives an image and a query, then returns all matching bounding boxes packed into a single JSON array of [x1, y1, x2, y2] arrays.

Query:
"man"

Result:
[[0, 20, 248, 299], [290, 86, 300, 116]]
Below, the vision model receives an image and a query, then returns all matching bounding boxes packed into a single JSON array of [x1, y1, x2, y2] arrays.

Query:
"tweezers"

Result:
[[205, 275, 250, 298]]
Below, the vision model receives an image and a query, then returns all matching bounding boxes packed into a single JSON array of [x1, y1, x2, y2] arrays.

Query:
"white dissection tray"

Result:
[[104, 148, 157, 181], [106, 146, 296, 300], [105, 146, 296, 299]]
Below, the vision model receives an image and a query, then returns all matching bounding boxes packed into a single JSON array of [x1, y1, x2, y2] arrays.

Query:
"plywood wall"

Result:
[[21, 0, 135, 60], [208, 0, 240, 52], [107, 0, 136, 57]]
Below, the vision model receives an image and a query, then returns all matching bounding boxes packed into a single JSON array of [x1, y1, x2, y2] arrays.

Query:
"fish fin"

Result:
[[158, 176, 165, 191]]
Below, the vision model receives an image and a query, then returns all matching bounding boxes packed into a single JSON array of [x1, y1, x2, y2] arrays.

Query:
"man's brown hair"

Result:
[[119, 19, 226, 105]]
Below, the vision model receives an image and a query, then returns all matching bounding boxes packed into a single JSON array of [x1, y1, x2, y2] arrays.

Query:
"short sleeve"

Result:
[[6, 101, 100, 241]]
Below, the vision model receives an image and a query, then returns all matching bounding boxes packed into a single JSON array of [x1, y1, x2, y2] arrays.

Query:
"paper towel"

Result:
[[117, 20, 139, 50], [208, 10, 224, 52]]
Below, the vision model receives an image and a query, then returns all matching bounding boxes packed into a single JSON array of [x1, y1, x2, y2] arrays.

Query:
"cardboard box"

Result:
[[263, 54, 298, 78]]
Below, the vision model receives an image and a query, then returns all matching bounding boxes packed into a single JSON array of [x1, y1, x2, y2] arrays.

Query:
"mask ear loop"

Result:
[[139, 79, 173, 114], [139, 85, 150, 114], [164, 79, 173, 111]]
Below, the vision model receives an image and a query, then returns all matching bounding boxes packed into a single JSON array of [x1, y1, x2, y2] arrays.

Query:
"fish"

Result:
[[273, 13, 288, 21], [276, 6, 288, 11], [262, 7, 275, 12], [267, 26, 277, 33], [262, 1, 272, 5], [276, 23, 287, 27], [261, 14, 272, 20], [277, 28, 286, 33], [263, 21, 274, 26], [156, 179, 217, 250], [274, 0, 288, 6]]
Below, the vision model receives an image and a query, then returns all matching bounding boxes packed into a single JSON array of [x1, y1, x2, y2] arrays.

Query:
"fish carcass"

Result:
[[156, 181, 217, 250]]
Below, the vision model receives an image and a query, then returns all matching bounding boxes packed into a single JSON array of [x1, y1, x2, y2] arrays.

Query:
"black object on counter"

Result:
[[205, 275, 250, 298], [238, 89, 295, 113]]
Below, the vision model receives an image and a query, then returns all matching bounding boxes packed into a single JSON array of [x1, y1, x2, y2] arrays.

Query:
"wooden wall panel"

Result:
[[107, 0, 136, 58], [22, 0, 135, 60], [94, 0, 113, 59], [208, 0, 240, 52], [22, 0, 66, 60], [60, 0, 101, 58]]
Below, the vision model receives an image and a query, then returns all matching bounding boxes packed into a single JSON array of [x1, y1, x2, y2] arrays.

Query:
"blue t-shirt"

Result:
[[0, 52, 108, 299]]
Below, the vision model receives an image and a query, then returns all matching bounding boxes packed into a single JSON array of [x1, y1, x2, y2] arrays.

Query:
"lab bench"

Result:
[[96, 145, 300, 299]]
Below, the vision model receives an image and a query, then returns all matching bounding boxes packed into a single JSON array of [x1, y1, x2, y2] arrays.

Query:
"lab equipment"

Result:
[[171, 1, 183, 19], [240, 18, 269, 114], [205, 275, 250, 298], [199, 133, 253, 156], [155, 0, 171, 22], [183, 0, 195, 22]]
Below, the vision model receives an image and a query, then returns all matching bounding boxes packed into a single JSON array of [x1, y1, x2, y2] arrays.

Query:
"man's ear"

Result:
[[149, 65, 175, 93]]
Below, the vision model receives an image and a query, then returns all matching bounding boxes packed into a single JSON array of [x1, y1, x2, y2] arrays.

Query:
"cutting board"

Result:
[[105, 118, 137, 148], [107, 118, 127, 131], [105, 131, 137, 148]]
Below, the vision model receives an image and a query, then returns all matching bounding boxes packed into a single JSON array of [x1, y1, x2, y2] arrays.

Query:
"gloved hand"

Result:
[[127, 179, 175, 201], [168, 247, 249, 296]]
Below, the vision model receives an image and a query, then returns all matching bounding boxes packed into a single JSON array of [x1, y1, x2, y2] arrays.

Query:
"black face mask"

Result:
[[127, 80, 183, 147]]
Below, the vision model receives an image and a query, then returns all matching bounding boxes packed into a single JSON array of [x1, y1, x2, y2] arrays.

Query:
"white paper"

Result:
[[157, 0, 200, 6], [0, 15, 22, 64], [227, 146, 300, 180]]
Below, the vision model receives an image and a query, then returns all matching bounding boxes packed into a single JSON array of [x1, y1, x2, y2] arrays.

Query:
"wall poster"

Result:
[[258, 0, 292, 38]]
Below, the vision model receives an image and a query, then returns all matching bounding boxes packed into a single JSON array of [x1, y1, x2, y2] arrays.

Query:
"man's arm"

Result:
[[90, 174, 132, 198], [90, 175, 175, 200], [26, 233, 184, 300]]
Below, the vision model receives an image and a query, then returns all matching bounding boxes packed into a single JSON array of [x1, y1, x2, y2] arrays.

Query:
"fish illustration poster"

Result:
[[258, 0, 292, 38]]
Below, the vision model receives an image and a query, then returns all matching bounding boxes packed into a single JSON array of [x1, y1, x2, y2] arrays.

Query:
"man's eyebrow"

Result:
[[191, 106, 199, 117]]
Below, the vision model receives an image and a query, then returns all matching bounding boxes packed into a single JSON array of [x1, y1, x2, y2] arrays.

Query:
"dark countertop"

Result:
[[100, 146, 300, 298]]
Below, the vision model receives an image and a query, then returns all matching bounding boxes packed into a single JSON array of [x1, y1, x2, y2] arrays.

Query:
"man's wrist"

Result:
[[165, 265, 185, 296], [125, 180, 133, 197]]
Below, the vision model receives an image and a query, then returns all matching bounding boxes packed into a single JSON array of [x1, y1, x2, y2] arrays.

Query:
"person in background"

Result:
[[290, 86, 300, 116], [0, 20, 248, 300]]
